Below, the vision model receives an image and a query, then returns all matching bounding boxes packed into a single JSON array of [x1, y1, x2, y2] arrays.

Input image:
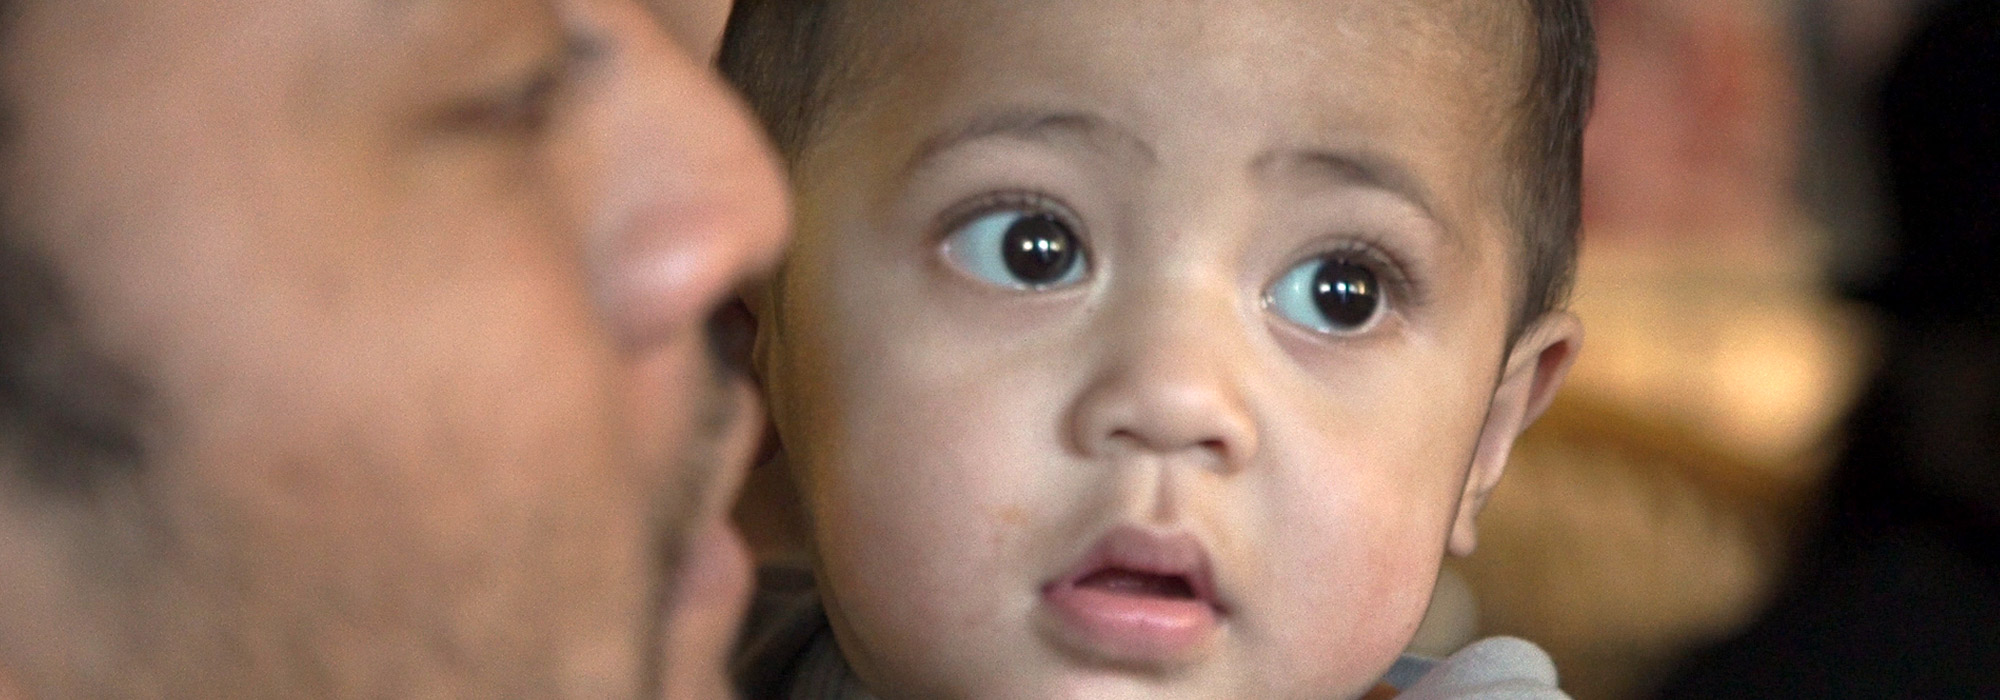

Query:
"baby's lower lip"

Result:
[[1039, 579, 1220, 664]]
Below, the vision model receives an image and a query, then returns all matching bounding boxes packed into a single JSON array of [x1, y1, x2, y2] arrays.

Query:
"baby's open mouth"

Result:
[[1038, 527, 1226, 665], [1073, 567, 1200, 600]]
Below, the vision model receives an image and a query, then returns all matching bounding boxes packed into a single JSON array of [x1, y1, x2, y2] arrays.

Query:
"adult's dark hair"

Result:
[[718, 0, 1596, 335], [1872, 0, 2000, 326], [1847, 0, 2000, 535]]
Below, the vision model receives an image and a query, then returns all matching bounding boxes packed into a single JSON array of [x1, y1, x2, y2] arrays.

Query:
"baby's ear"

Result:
[[1448, 312, 1582, 557]]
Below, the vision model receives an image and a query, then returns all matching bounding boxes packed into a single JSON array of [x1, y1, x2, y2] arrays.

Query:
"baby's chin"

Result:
[[893, 657, 1382, 700], [848, 612, 1396, 700]]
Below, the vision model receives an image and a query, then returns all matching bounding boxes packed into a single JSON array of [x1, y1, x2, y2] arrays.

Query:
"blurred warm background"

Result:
[[1436, 0, 1977, 698]]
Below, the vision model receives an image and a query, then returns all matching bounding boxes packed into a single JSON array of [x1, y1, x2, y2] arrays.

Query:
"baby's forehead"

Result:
[[850, 0, 1527, 61], [835, 0, 1531, 122]]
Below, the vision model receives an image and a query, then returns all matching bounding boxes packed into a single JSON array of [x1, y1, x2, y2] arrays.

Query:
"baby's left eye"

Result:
[[1266, 255, 1385, 335], [941, 208, 1088, 290]]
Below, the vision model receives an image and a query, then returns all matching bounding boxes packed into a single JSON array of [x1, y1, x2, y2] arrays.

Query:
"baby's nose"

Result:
[[1066, 321, 1259, 473]]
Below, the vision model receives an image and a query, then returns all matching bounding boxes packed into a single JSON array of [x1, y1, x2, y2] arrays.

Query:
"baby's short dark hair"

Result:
[[719, 0, 1596, 335]]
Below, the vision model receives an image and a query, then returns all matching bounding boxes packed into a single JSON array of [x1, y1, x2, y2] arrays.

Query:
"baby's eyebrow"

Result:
[[900, 109, 1157, 182], [1256, 147, 1463, 251]]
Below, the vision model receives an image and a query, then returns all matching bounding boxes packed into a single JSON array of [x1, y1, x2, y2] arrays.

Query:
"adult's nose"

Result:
[[570, 0, 791, 351], [1066, 284, 1260, 475]]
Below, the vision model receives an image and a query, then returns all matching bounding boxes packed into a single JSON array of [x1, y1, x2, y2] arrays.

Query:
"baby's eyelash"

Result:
[[935, 190, 1086, 242], [1312, 235, 1427, 311]]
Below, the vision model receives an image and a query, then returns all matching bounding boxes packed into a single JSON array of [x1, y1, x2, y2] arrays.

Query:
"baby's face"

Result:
[[758, 0, 1573, 697]]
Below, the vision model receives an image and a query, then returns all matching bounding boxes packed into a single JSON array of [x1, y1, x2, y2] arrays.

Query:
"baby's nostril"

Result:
[[704, 299, 756, 381]]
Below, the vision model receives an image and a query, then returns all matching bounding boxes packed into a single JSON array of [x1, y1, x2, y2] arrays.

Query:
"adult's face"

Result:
[[0, 0, 784, 696]]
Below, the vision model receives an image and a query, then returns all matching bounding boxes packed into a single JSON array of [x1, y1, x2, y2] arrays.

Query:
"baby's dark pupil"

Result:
[[1312, 259, 1379, 329], [1000, 213, 1078, 285]]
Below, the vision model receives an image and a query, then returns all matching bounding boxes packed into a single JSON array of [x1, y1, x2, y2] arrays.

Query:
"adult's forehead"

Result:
[[383, 0, 732, 54], [366, 0, 559, 52], [1, 0, 551, 66]]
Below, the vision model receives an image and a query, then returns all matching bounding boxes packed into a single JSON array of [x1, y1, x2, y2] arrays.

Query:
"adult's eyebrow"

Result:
[[900, 109, 1157, 183], [1257, 147, 1464, 250]]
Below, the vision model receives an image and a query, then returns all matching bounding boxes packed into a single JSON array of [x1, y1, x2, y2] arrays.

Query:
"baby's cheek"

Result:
[[808, 385, 1042, 648], [1249, 463, 1453, 692], [1273, 538, 1440, 694], [808, 472, 1040, 693]]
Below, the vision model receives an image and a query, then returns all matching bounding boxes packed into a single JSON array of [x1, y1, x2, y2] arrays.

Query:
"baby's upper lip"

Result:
[[1046, 526, 1227, 614]]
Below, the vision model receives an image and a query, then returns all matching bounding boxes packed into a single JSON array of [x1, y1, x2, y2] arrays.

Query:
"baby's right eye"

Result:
[[942, 208, 1089, 290], [1266, 255, 1385, 335]]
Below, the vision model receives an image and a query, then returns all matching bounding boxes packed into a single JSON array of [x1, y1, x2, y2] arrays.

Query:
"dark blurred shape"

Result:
[[1656, 1, 2000, 697], [1870, 0, 2000, 326]]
